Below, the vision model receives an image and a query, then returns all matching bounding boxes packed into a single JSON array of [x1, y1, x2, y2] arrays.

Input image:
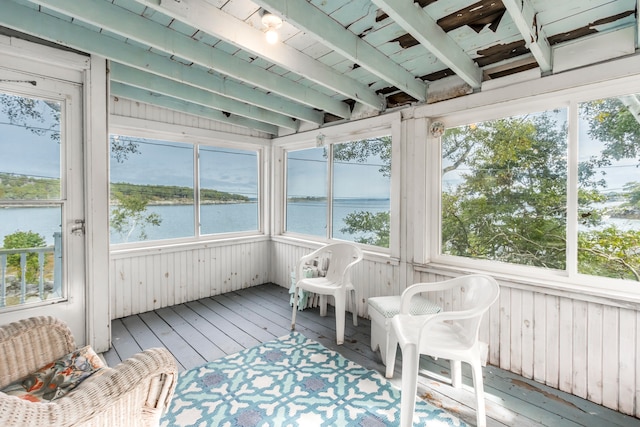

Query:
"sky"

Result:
[[0, 99, 61, 181], [286, 145, 391, 199]]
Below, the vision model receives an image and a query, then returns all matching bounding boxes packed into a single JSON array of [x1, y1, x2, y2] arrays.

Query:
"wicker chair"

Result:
[[0, 316, 178, 427]]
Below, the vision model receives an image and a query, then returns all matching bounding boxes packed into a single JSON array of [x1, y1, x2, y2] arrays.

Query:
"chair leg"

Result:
[[350, 288, 358, 327], [385, 327, 398, 379], [399, 343, 419, 427], [451, 360, 462, 388], [291, 286, 298, 331], [334, 293, 346, 345], [319, 295, 328, 317], [471, 361, 487, 427]]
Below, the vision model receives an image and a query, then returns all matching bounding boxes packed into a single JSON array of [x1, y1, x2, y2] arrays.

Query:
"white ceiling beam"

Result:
[[502, 0, 552, 73], [370, 0, 482, 90], [28, 0, 350, 120], [111, 83, 278, 135], [146, 0, 385, 111], [110, 63, 298, 130], [0, 1, 298, 131], [252, 0, 427, 102]]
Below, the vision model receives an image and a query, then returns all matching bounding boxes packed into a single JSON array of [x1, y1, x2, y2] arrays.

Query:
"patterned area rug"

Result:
[[160, 332, 466, 427]]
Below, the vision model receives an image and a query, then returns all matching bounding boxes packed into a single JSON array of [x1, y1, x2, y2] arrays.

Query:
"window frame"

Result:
[[274, 113, 401, 259], [109, 117, 267, 249], [426, 77, 640, 296]]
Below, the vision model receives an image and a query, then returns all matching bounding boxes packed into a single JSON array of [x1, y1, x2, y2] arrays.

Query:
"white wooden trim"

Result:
[[85, 56, 111, 352], [273, 112, 401, 147]]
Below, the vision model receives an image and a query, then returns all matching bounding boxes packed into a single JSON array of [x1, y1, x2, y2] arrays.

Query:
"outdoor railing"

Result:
[[0, 232, 61, 307]]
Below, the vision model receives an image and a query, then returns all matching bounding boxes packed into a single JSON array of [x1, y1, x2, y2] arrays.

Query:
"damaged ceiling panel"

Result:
[[0, 0, 636, 135]]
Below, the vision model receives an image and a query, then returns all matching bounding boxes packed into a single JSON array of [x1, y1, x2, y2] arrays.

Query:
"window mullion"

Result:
[[566, 102, 579, 277], [194, 144, 201, 238], [327, 144, 334, 240]]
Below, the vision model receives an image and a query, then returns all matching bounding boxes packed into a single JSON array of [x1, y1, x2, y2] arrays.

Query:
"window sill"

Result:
[[415, 262, 640, 309]]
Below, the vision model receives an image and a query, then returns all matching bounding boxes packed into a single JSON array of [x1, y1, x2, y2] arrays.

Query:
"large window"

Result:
[[441, 108, 568, 269], [109, 133, 259, 244], [577, 96, 640, 281], [285, 136, 391, 248], [439, 94, 640, 283]]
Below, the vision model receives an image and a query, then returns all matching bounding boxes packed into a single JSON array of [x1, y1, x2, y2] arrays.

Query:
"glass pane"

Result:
[[578, 96, 640, 281], [332, 137, 391, 248], [0, 93, 61, 200], [199, 147, 258, 234], [109, 135, 194, 243], [286, 147, 327, 237], [0, 206, 62, 307], [441, 109, 568, 269]]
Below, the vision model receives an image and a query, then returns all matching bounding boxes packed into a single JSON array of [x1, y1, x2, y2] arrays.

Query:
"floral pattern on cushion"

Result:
[[1, 345, 105, 402]]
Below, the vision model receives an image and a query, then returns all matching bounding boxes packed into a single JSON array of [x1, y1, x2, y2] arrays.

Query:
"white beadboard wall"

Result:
[[110, 239, 270, 319]]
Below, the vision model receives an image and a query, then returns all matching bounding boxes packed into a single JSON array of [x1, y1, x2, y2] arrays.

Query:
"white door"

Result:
[[0, 66, 86, 344]]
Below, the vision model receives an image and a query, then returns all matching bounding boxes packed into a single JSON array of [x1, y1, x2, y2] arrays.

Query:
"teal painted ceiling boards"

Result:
[[1, 0, 636, 135]]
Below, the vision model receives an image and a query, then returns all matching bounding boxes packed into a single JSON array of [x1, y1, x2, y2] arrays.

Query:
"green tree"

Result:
[[341, 211, 390, 247], [2, 231, 47, 283], [442, 113, 571, 268], [110, 192, 161, 242]]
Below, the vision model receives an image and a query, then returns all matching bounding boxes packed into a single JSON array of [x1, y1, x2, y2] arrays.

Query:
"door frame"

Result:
[[0, 35, 110, 351]]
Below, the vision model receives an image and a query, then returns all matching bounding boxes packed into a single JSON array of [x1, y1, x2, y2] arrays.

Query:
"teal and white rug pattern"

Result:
[[160, 332, 466, 427]]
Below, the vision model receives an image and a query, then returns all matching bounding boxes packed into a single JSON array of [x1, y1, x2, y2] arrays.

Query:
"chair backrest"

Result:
[[321, 243, 364, 284], [425, 274, 500, 350]]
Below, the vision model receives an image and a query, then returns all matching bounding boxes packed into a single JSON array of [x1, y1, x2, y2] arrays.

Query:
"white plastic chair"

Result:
[[290, 242, 363, 345], [387, 274, 500, 427]]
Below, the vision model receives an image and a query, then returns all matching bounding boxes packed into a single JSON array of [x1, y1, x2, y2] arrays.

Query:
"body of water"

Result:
[[0, 199, 391, 245], [1, 199, 638, 246]]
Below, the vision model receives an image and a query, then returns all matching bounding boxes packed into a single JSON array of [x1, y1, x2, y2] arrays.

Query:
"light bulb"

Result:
[[265, 28, 279, 44]]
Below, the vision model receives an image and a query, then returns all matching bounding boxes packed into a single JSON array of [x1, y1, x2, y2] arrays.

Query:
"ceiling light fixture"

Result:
[[261, 10, 282, 44]]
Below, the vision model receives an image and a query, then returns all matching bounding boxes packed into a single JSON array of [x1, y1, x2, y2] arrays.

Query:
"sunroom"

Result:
[[1, 0, 639, 426]]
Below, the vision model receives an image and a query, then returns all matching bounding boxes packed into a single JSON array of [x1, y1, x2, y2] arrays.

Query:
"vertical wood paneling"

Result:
[[520, 290, 534, 379], [602, 305, 619, 410], [533, 292, 546, 383], [587, 303, 603, 404], [500, 287, 511, 372], [110, 240, 270, 318], [558, 297, 573, 393], [510, 288, 523, 376], [572, 300, 588, 399], [544, 295, 560, 389], [619, 309, 636, 415]]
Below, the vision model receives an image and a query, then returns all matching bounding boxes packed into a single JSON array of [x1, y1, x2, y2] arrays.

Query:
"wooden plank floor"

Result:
[[103, 283, 640, 427]]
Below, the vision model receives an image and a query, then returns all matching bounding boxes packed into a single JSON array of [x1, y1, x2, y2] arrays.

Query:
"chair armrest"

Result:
[[0, 348, 178, 427]]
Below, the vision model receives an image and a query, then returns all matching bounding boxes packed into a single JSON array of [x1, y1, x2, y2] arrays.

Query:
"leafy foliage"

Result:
[[0, 173, 60, 200], [442, 113, 570, 269], [341, 211, 390, 247], [332, 136, 391, 177], [2, 231, 47, 283], [0, 94, 60, 142], [110, 192, 162, 242]]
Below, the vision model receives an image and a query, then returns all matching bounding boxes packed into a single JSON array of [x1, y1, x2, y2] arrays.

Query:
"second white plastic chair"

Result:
[[387, 274, 500, 427], [290, 242, 363, 345]]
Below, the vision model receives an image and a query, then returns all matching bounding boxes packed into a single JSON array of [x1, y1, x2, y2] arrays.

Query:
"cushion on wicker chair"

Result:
[[1, 345, 105, 402]]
